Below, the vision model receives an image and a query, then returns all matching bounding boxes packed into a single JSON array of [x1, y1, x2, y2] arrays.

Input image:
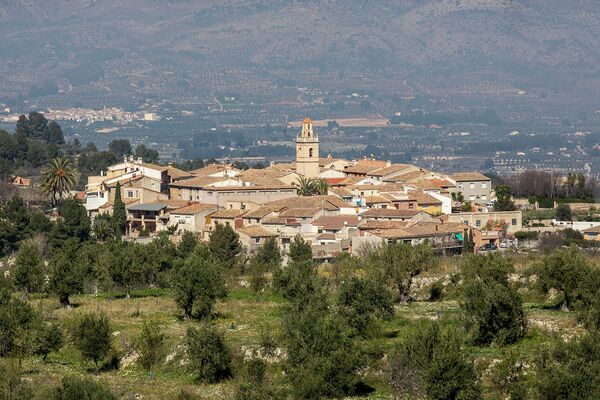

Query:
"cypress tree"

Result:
[[112, 182, 127, 238]]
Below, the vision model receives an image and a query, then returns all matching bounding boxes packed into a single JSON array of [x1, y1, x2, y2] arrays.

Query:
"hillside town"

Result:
[[81, 118, 522, 258]]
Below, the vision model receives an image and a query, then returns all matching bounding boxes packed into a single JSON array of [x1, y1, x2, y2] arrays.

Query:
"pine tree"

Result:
[[208, 223, 241, 269], [112, 182, 127, 237]]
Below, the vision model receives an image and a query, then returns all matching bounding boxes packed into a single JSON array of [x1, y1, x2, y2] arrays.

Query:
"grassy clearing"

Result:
[[10, 264, 583, 400]]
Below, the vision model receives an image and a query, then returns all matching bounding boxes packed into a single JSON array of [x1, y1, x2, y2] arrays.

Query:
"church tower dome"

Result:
[[295, 118, 320, 178]]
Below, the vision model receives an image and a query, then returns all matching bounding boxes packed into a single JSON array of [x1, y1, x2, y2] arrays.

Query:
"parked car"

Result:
[[479, 243, 498, 251]]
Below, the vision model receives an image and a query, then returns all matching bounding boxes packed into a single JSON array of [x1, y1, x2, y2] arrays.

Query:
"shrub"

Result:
[[74, 312, 112, 369], [172, 246, 227, 319], [136, 317, 166, 373], [186, 323, 232, 383], [535, 332, 600, 400], [388, 321, 481, 400], [35, 320, 64, 361], [11, 243, 45, 295], [337, 276, 394, 336], [460, 254, 526, 346], [51, 376, 116, 400]]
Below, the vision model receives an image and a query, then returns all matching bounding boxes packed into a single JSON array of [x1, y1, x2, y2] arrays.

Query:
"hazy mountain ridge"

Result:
[[1, 0, 600, 105]]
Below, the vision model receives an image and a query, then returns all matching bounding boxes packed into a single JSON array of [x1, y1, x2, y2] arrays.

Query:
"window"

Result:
[[482, 182, 487, 189], [475, 220, 481, 227], [127, 190, 134, 197], [512, 218, 517, 226], [309, 148, 313, 157], [185, 217, 192, 224], [470, 182, 475, 189], [408, 203, 414, 209], [458, 184, 463, 189], [255, 237, 260, 244], [482, 195, 487, 200], [469, 195, 475, 201]]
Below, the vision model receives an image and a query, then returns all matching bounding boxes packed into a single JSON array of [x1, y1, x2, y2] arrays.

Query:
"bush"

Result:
[[0, 360, 33, 400], [172, 246, 227, 319], [460, 254, 526, 346], [388, 321, 481, 400], [74, 312, 112, 369], [186, 323, 232, 383], [337, 276, 394, 336], [35, 320, 63, 361], [429, 280, 444, 301], [136, 317, 166, 373], [535, 332, 600, 399], [12, 243, 45, 295], [51, 376, 116, 400]]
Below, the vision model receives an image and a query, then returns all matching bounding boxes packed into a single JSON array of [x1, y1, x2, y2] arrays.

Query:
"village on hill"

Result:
[[81, 118, 520, 257]]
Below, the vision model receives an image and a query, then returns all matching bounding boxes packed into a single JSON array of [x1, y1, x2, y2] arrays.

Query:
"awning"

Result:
[[455, 233, 464, 241]]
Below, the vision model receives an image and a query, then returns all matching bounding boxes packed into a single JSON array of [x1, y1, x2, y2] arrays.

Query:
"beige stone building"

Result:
[[295, 118, 320, 178]]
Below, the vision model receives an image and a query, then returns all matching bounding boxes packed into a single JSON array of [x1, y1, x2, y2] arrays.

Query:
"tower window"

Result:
[[309, 148, 313, 157]]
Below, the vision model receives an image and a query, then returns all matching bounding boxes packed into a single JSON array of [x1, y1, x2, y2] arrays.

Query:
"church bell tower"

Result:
[[296, 117, 320, 178]]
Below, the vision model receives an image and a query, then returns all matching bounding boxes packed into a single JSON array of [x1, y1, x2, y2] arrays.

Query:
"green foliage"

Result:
[[0, 360, 33, 400], [134, 144, 159, 163], [235, 358, 278, 400], [49, 199, 91, 246], [288, 234, 312, 263], [254, 237, 282, 270], [208, 222, 242, 269], [112, 182, 127, 236], [513, 230, 539, 241], [92, 216, 113, 242], [337, 276, 394, 336], [16, 112, 64, 145], [489, 350, 529, 400], [460, 254, 526, 346], [248, 256, 269, 298], [108, 139, 132, 158], [462, 228, 475, 253], [536, 246, 589, 310], [51, 376, 117, 400], [172, 246, 227, 319], [294, 177, 329, 196], [34, 320, 64, 361], [49, 246, 85, 305], [388, 321, 481, 400], [494, 184, 516, 211], [29, 210, 52, 232], [74, 312, 112, 368], [280, 259, 364, 399], [555, 202, 572, 221], [0, 277, 37, 357], [535, 332, 600, 399], [41, 157, 78, 207], [186, 323, 232, 383], [136, 317, 166, 373], [369, 242, 436, 301], [12, 243, 45, 294], [178, 231, 199, 258]]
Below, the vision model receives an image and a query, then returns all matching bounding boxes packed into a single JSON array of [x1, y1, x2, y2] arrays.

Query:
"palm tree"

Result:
[[315, 178, 329, 195], [93, 218, 113, 242], [41, 157, 78, 207], [295, 176, 317, 196]]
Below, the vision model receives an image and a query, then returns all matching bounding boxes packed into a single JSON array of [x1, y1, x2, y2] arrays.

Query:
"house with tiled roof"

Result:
[[448, 172, 491, 205], [359, 208, 434, 222], [237, 225, 279, 250], [84, 156, 176, 217], [168, 203, 217, 234]]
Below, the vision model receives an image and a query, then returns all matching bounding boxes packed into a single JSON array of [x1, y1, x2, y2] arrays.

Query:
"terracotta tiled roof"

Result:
[[364, 195, 392, 205], [190, 164, 240, 177], [242, 206, 282, 219], [360, 208, 421, 218], [369, 222, 465, 239], [317, 233, 336, 240], [266, 195, 348, 211], [237, 225, 278, 238], [279, 208, 320, 218], [208, 209, 246, 219], [408, 190, 443, 206], [141, 162, 169, 172], [367, 164, 415, 177], [313, 215, 359, 230], [450, 172, 490, 182], [172, 203, 216, 215], [359, 220, 409, 230]]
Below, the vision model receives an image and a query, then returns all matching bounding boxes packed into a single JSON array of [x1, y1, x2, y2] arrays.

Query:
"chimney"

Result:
[[137, 157, 143, 163], [123, 155, 127, 163], [386, 160, 392, 167], [168, 162, 173, 167]]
